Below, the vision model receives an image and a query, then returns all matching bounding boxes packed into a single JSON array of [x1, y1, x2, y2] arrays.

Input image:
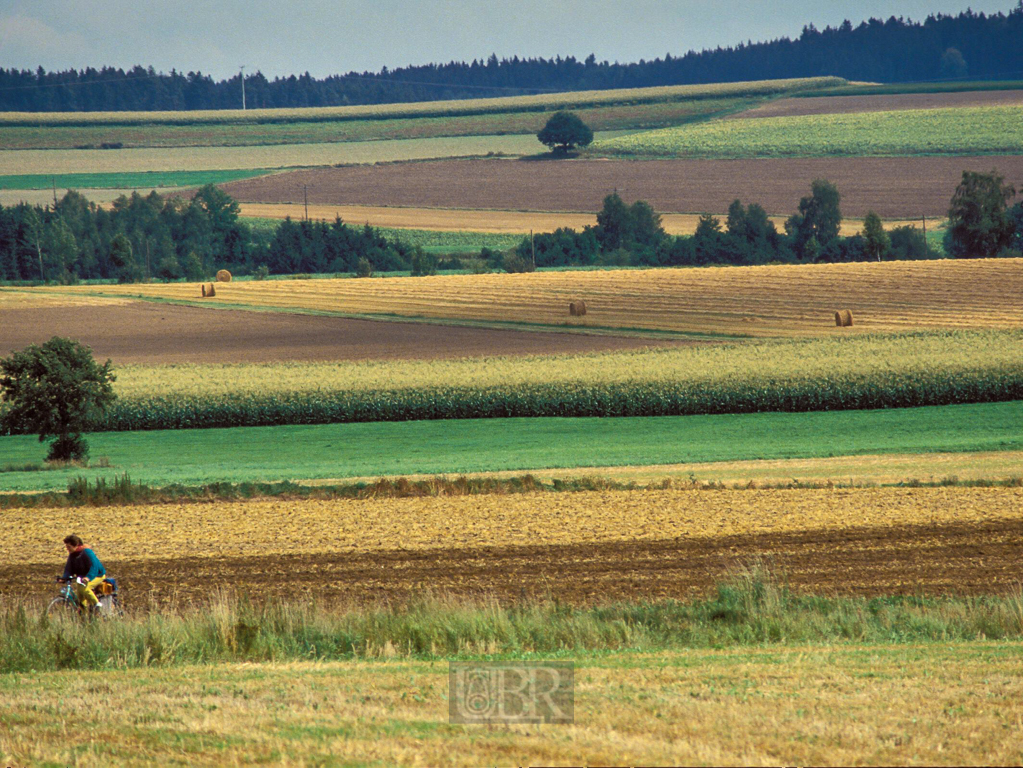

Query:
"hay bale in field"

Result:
[[842, 309, 854, 327], [569, 302, 578, 316], [208, 283, 216, 297], [201, 284, 206, 298], [834, 310, 843, 326], [216, 269, 232, 283], [569, 300, 588, 317]]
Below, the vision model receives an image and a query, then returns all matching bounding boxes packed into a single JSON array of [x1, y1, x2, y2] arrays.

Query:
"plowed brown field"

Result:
[[0, 302, 685, 364], [4, 487, 1019, 606], [220, 155, 1023, 218]]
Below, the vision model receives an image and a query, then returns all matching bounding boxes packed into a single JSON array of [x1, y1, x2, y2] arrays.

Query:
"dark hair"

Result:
[[63, 534, 83, 547]]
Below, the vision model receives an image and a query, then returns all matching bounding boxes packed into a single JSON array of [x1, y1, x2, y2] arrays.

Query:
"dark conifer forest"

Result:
[[2, 7, 1021, 112]]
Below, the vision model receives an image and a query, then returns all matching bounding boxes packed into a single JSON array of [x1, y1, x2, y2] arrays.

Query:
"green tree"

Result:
[[786, 179, 842, 259], [947, 170, 1016, 258], [537, 111, 593, 155], [0, 337, 116, 462], [861, 211, 890, 261], [108, 233, 141, 283]]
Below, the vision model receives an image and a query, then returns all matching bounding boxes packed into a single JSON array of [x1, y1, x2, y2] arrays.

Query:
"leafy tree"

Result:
[[786, 179, 842, 259], [946, 170, 1017, 258], [0, 337, 116, 462], [940, 47, 968, 79], [537, 111, 593, 154], [410, 246, 438, 276], [108, 233, 142, 283], [595, 193, 665, 256], [888, 225, 935, 260], [861, 211, 890, 261]]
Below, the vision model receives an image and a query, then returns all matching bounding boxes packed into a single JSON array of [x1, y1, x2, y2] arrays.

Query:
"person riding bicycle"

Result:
[[60, 534, 106, 611]]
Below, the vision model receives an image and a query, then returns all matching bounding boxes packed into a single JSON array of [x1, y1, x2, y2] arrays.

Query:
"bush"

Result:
[[409, 247, 438, 277], [502, 251, 536, 273], [252, 264, 270, 281], [355, 258, 373, 278]]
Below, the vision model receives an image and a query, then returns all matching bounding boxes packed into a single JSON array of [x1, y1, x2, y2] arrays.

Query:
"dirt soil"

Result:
[[6, 518, 1018, 607], [0, 303, 689, 364], [220, 155, 1023, 219], [728, 89, 1023, 120]]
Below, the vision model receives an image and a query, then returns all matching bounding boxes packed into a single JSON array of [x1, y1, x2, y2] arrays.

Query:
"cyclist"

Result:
[[60, 534, 106, 611]]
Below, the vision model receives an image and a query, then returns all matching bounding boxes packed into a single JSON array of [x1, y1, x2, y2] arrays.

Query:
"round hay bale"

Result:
[[577, 300, 587, 316], [208, 283, 216, 297], [834, 311, 843, 327], [201, 284, 206, 298], [842, 309, 854, 327], [216, 269, 232, 283], [569, 302, 578, 316]]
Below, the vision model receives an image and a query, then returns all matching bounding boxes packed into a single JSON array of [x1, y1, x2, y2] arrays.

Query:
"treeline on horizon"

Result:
[[2, 173, 1021, 284], [2, 7, 1022, 112]]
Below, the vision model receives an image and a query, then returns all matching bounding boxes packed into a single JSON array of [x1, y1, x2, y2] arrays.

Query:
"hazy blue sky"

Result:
[[1, 1, 1016, 80]]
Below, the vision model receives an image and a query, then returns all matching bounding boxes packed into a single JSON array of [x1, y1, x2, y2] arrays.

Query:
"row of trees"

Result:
[[0, 186, 426, 282], [516, 171, 1021, 270], [3, 7, 1022, 112], [1, 171, 1018, 284]]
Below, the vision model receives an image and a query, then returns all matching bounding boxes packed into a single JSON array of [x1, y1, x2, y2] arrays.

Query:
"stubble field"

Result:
[[3, 487, 1021, 606], [21, 258, 1020, 337]]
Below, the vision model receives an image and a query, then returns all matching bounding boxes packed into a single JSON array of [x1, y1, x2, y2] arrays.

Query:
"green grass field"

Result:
[[795, 79, 1023, 98], [0, 170, 272, 190], [593, 104, 1023, 158], [0, 401, 1018, 492]]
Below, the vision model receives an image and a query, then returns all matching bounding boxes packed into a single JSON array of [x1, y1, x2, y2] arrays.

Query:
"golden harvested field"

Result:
[[33, 258, 1023, 337], [3, 644, 1022, 767], [3, 487, 1021, 605]]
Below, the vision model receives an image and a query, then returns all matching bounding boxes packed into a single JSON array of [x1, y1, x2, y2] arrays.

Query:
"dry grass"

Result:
[[1, 643, 1021, 766], [4, 487, 1018, 565], [0, 290, 132, 309], [33, 258, 1023, 337]]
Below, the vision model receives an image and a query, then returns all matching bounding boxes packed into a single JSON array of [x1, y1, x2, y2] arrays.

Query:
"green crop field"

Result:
[[592, 104, 1023, 158], [0, 401, 1018, 492], [0, 169, 272, 190], [10, 330, 1015, 433]]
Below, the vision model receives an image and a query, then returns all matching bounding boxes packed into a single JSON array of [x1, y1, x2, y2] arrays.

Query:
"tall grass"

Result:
[[3, 567, 1021, 673]]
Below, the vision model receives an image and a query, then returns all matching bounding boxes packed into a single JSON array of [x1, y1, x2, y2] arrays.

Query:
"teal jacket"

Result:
[[62, 547, 105, 581]]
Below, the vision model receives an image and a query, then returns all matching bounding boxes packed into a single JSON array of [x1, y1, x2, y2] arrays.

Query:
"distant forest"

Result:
[[2, 6, 1022, 112]]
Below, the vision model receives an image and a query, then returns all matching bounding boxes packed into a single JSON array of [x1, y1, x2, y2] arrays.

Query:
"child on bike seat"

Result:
[[61, 534, 106, 609]]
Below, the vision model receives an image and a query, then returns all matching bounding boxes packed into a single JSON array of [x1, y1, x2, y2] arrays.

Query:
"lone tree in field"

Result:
[[537, 111, 594, 155], [0, 337, 116, 462], [946, 170, 1016, 258]]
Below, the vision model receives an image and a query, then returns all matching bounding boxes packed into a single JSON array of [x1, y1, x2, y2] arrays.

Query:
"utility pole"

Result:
[[52, 176, 57, 206], [921, 214, 927, 241], [239, 65, 246, 110], [304, 185, 309, 222]]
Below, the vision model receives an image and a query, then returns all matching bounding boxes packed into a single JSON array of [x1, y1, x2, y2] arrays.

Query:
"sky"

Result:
[[0, 1, 1017, 81]]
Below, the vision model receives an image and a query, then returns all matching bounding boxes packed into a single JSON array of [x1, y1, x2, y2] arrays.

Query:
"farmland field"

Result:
[[593, 104, 1023, 158], [221, 155, 1023, 218], [15, 258, 1020, 337], [0, 401, 1019, 491], [0, 169, 271, 190], [2, 484, 1020, 604], [728, 87, 1023, 120]]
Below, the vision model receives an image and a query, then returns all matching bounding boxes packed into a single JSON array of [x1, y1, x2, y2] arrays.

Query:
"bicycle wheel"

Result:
[[47, 597, 79, 619], [97, 594, 123, 618]]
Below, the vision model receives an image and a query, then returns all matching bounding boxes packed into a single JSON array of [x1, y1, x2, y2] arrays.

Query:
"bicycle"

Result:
[[49, 576, 123, 619]]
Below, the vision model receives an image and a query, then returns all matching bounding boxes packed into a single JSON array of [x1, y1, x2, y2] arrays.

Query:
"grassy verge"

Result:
[[795, 79, 1023, 98], [0, 169, 272, 190], [0, 401, 1019, 493], [3, 568, 1022, 673]]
